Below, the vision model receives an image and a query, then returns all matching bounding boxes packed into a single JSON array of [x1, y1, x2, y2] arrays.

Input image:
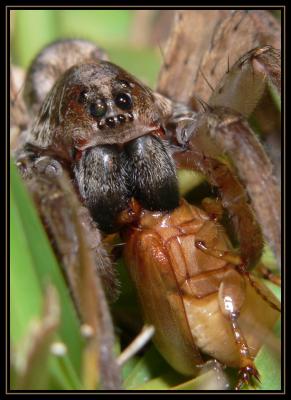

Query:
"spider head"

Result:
[[31, 61, 164, 158], [27, 58, 179, 232]]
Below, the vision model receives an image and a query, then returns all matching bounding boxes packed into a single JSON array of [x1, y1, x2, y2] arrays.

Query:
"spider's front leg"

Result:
[[208, 47, 281, 265], [209, 46, 281, 114], [157, 10, 281, 269], [22, 166, 121, 389], [16, 148, 64, 180], [173, 136, 263, 268], [166, 45, 281, 269], [15, 141, 121, 302], [210, 46, 280, 267]]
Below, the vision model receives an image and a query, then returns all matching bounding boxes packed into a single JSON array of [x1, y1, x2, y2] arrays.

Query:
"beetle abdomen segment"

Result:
[[124, 229, 203, 376], [183, 277, 280, 368]]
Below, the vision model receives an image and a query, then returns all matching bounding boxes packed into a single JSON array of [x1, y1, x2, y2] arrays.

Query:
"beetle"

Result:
[[11, 10, 281, 390], [119, 197, 280, 390]]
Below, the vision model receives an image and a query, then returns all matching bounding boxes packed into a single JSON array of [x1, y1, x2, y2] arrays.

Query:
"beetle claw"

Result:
[[235, 364, 260, 390]]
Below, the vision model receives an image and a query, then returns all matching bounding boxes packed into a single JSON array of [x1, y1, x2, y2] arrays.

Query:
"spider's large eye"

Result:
[[90, 99, 107, 118], [115, 92, 133, 111]]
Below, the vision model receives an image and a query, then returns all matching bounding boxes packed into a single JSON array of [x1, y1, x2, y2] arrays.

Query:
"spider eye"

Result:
[[90, 99, 107, 118], [115, 92, 133, 111], [119, 80, 130, 88], [78, 89, 88, 104]]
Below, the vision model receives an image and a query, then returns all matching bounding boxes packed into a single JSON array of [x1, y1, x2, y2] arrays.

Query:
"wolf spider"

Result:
[[11, 10, 281, 390]]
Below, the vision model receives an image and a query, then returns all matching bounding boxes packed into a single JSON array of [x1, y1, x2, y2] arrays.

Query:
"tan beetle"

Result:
[[121, 198, 280, 389]]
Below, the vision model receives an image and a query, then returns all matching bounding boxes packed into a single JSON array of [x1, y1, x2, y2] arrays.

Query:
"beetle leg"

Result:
[[218, 269, 260, 390], [201, 197, 224, 221], [194, 237, 281, 314], [231, 315, 261, 391], [195, 240, 242, 266], [256, 264, 281, 287], [236, 265, 281, 313]]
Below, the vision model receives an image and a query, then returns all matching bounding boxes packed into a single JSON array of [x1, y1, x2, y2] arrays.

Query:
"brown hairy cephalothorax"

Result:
[[11, 10, 281, 391]]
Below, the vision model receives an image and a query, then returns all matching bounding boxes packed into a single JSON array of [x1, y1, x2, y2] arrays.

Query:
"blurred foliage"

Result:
[[10, 10, 281, 392], [10, 10, 162, 88]]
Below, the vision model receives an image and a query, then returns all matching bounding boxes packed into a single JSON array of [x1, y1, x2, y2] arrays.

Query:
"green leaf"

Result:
[[107, 46, 161, 89], [11, 10, 160, 89], [136, 371, 183, 390], [251, 319, 281, 390], [178, 170, 205, 196], [57, 10, 133, 45], [241, 280, 281, 391], [13, 10, 59, 68], [123, 346, 172, 390], [261, 245, 281, 273], [269, 83, 281, 113]]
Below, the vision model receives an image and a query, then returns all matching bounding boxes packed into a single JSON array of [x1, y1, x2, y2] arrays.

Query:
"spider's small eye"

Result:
[[78, 90, 88, 104], [115, 92, 133, 111], [119, 79, 132, 88], [90, 99, 107, 118]]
